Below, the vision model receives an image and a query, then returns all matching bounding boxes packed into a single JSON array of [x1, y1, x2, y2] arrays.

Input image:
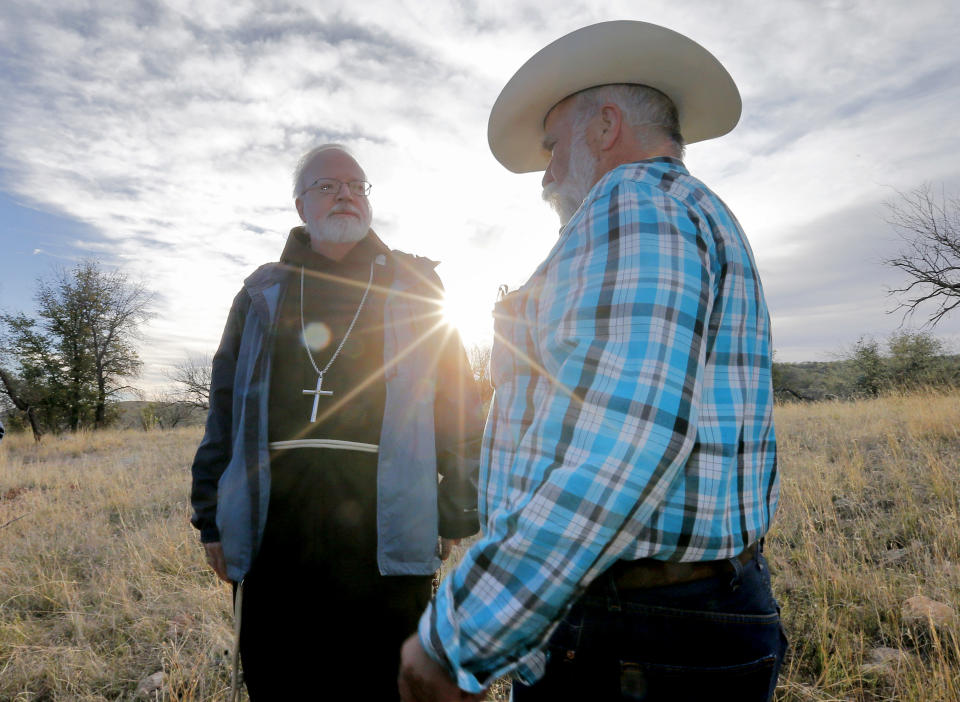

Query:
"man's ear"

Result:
[[597, 104, 623, 151], [295, 197, 306, 222]]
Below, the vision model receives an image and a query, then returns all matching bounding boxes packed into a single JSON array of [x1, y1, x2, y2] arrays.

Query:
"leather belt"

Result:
[[599, 543, 758, 591]]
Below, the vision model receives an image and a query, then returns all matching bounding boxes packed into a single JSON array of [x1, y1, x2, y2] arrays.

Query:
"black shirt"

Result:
[[268, 231, 392, 444]]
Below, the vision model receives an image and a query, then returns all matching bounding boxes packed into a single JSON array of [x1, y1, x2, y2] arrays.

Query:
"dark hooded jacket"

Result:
[[190, 228, 482, 581]]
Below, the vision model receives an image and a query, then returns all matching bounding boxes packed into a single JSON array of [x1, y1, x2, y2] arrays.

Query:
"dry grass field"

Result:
[[770, 390, 960, 701], [1, 389, 959, 700]]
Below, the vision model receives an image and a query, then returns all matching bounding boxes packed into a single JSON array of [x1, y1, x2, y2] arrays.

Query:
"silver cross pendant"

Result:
[[302, 373, 333, 422]]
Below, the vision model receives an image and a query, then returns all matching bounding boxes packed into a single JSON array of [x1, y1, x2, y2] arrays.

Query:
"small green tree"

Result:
[[1, 260, 153, 432], [850, 336, 887, 397], [886, 330, 946, 389], [0, 311, 86, 431]]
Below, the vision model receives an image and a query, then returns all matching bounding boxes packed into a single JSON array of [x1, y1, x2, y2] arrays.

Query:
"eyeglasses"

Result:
[[299, 178, 372, 198]]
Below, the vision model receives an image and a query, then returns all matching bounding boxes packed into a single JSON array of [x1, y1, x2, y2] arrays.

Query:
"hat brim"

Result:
[[487, 21, 742, 173]]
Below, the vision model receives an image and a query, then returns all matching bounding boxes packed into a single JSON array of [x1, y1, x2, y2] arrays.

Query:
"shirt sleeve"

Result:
[[419, 180, 716, 691]]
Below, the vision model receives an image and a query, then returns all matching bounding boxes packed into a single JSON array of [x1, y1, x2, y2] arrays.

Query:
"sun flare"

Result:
[[441, 289, 493, 349]]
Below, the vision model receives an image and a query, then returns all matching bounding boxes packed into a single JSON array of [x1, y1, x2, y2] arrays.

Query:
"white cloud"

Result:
[[1, 0, 959, 386]]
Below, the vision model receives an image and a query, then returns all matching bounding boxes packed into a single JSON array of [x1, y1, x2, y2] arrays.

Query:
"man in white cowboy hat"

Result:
[[399, 20, 786, 702]]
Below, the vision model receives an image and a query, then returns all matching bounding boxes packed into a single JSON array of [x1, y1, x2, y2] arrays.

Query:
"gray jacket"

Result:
[[190, 241, 481, 581]]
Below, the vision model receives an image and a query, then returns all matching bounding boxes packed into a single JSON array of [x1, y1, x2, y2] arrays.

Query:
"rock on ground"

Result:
[[135, 671, 165, 699], [901, 595, 957, 629], [859, 647, 915, 679]]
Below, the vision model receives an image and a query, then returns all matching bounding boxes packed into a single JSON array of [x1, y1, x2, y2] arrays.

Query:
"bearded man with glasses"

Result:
[[190, 144, 482, 700]]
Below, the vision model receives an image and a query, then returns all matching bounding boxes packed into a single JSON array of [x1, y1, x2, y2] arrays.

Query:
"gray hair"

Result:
[[571, 84, 685, 157], [291, 143, 356, 199]]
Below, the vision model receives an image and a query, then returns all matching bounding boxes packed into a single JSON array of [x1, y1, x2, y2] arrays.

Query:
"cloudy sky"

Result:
[[1, 0, 959, 392]]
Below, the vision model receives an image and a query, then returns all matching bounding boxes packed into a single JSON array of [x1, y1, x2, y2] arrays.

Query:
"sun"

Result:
[[441, 288, 493, 350]]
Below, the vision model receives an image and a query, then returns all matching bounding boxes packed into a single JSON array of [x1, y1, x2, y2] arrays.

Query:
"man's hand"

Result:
[[439, 537, 461, 561], [398, 634, 484, 702], [203, 541, 229, 582]]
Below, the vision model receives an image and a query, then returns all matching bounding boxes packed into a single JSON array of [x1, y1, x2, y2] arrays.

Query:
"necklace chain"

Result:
[[299, 261, 376, 379]]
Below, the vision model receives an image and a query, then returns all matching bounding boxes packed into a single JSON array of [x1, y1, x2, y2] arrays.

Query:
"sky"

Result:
[[1, 0, 959, 393]]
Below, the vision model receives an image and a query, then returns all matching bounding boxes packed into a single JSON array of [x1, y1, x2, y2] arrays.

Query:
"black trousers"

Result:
[[237, 448, 432, 701]]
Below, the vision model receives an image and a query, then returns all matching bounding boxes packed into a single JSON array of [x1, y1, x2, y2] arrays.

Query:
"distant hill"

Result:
[[774, 354, 960, 402], [113, 401, 207, 430]]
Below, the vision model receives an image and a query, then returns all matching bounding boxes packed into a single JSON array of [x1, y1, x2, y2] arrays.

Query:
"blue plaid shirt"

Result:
[[419, 157, 779, 691]]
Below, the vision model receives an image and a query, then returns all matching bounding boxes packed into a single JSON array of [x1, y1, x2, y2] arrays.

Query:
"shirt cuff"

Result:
[[416, 577, 550, 694], [416, 595, 487, 694]]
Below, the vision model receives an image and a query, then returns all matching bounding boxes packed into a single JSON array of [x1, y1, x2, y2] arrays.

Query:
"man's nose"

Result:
[[542, 167, 554, 188], [335, 182, 356, 200]]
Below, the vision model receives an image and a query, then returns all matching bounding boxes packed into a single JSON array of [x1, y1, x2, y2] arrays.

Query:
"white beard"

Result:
[[542, 131, 599, 226], [542, 182, 584, 226], [305, 211, 369, 244]]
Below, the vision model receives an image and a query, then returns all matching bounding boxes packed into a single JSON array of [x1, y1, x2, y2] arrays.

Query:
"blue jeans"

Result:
[[513, 552, 787, 701]]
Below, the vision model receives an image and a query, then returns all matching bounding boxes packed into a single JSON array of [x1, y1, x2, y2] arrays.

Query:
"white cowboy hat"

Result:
[[487, 20, 742, 173]]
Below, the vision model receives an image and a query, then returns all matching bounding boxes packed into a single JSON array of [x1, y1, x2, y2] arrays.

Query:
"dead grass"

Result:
[[0, 389, 958, 699], [0, 427, 234, 701], [770, 389, 960, 701]]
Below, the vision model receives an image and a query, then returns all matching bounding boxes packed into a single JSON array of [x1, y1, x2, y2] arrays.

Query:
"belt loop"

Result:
[[604, 571, 622, 612], [727, 555, 744, 591]]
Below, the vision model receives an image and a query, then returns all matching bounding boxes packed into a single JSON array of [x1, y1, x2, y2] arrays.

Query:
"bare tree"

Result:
[[139, 388, 198, 430], [165, 353, 212, 410], [468, 344, 493, 407], [884, 184, 960, 326]]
